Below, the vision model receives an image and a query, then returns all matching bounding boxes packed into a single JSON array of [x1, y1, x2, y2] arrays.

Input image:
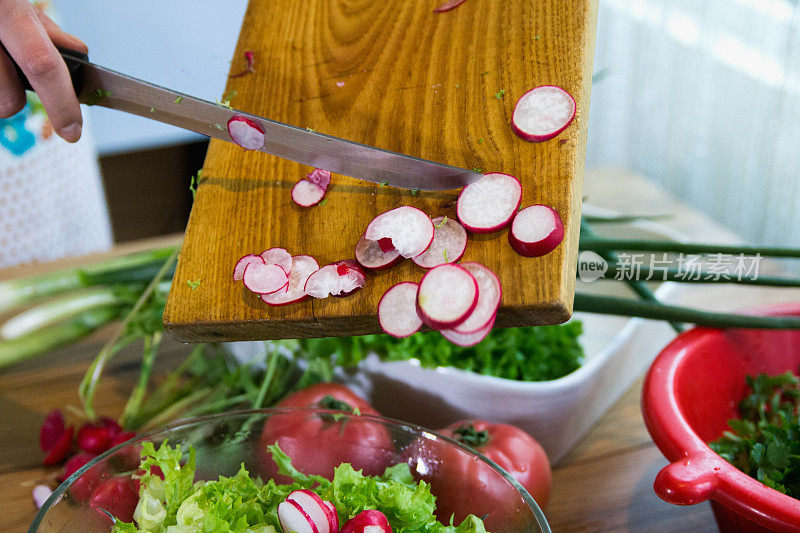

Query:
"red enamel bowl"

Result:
[[642, 303, 800, 532]]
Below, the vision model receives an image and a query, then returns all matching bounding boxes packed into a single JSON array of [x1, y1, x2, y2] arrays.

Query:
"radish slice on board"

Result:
[[416, 264, 478, 328], [411, 216, 468, 269], [509, 204, 564, 257], [378, 282, 423, 338], [242, 262, 289, 294], [355, 234, 402, 270], [452, 262, 501, 334], [304, 263, 366, 298], [340, 509, 392, 533], [278, 499, 320, 533], [285, 490, 332, 533], [306, 168, 331, 191], [441, 315, 495, 347], [260, 248, 293, 275], [323, 501, 339, 532], [434, 0, 469, 12], [261, 255, 319, 306], [233, 254, 264, 282], [456, 173, 522, 233], [292, 179, 326, 207], [227, 116, 265, 150], [364, 206, 434, 258], [512, 85, 576, 142]]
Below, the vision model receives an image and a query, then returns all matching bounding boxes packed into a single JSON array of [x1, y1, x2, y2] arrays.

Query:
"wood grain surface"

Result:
[[164, 0, 598, 342]]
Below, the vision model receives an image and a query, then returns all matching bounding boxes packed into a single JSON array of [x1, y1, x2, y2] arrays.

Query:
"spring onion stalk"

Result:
[[579, 237, 800, 259], [582, 214, 673, 224], [251, 350, 281, 410], [600, 262, 800, 288], [573, 293, 800, 329], [0, 307, 122, 368], [119, 332, 163, 428]]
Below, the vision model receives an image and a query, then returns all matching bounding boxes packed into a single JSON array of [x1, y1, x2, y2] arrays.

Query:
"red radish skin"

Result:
[[292, 179, 327, 207], [43, 426, 73, 465], [456, 173, 522, 234], [364, 206, 434, 258], [227, 116, 265, 150], [340, 509, 392, 533], [89, 478, 139, 524], [511, 85, 576, 142], [62, 453, 103, 502], [230, 50, 255, 78], [509, 205, 564, 258], [441, 315, 496, 347], [378, 282, 423, 338], [242, 262, 290, 295], [411, 216, 468, 269], [278, 499, 320, 533], [304, 263, 366, 299], [324, 501, 339, 532], [416, 264, 478, 328], [233, 254, 264, 282], [262, 255, 319, 306], [378, 238, 395, 254], [306, 168, 332, 191], [260, 248, 293, 275], [77, 423, 112, 455], [286, 490, 334, 533], [434, 0, 468, 12], [40, 409, 65, 452], [453, 262, 501, 334], [355, 234, 402, 270]]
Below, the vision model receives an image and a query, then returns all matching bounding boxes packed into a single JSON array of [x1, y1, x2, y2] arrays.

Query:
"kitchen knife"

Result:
[[14, 48, 481, 191]]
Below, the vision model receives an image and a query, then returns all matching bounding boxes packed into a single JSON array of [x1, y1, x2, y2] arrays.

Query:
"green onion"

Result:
[[579, 237, 800, 259]]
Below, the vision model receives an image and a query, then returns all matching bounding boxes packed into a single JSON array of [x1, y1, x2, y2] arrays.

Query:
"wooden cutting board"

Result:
[[164, 0, 598, 342]]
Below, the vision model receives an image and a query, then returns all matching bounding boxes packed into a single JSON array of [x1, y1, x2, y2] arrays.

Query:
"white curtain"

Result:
[[587, 0, 800, 261]]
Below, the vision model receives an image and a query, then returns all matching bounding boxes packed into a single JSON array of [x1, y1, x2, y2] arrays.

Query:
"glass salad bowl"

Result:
[[30, 409, 550, 532]]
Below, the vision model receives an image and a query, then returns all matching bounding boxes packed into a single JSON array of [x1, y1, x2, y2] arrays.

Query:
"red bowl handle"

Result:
[[654, 453, 722, 505]]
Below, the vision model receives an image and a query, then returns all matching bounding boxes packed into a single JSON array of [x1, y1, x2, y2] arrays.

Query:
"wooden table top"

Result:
[[7, 168, 790, 532]]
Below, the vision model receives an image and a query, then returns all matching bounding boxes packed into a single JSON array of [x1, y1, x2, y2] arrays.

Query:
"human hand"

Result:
[[0, 1, 88, 143]]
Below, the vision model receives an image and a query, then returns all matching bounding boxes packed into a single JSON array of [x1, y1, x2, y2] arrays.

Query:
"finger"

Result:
[[35, 9, 88, 54], [0, 48, 26, 118], [0, 0, 82, 142]]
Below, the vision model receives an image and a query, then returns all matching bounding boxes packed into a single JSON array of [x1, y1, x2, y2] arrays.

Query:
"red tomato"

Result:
[[260, 383, 394, 481], [89, 477, 139, 523], [409, 420, 551, 527]]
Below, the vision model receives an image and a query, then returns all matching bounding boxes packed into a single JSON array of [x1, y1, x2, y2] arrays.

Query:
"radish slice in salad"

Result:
[[278, 499, 320, 533], [227, 116, 265, 150], [292, 179, 327, 207], [364, 206, 434, 258], [242, 262, 289, 294], [324, 501, 339, 532], [285, 490, 334, 533], [260, 247, 293, 275], [378, 282, 423, 338], [304, 262, 366, 298], [509, 204, 564, 257], [441, 315, 495, 347], [434, 0, 469, 12], [456, 173, 522, 234], [306, 168, 332, 191], [232, 254, 264, 282], [416, 264, 478, 328], [355, 234, 402, 270], [261, 255, 319, 306], [452, 262, 501, 334], [341, 509, 393, 533], [511, 85, 576, 142], [411, 216, 468, 269]]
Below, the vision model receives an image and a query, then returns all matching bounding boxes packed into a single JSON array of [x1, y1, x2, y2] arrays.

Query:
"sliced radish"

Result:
[[378, 282, 423, 338], [441, 315, 495, 347], [278, 499, 319, 533], [306, 168, 332, 191], [233, 254, 263, 282], [304, 263, 366, 298], [364, 206, 434, 258], [33, 485, 53, 509], [341, 509, 392, 533], [261, 255, 319, 306], [227, 115, 265, 150], [242, 262, 289, 294], [456, 173, 522, 234], [411, 216, 467, 268], [260, 248, 293, 275], [324, 501, 339, 532], [452, 262, 501, 334], [512, 85, 576, 142], [434, 0, 469, 12], [355, 234, 402, 270], [509, 204, 564, 257], [286, 490, 331, 533], [292, 179, 327, 207], [416, 264, 478, 328]]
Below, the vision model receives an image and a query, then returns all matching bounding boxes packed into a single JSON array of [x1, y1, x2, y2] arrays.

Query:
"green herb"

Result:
[[306, 127, 315, 133], [494, 89, 506, 100], [455, 83, 461, 88], [481, 71, 490, 76], [410, 189, 420, 196], [534, 35, 541, 40], [477, 138, 484, 144], [186, 279, 201, 290], [379, 181, 388, 187], [189, 169, 201, 199], [85, 89, 111, 106], [212, 123, 225, 130], [149, 107, 155, 113], [434, 216, 448, 228], [353, 406, 361, 416], [471, 168, 483, 173], [216, 90, 237, 108], [443, 248, 449, 262], [174, 96, 183, 104], [318, 198, 328, 206], [710, 371, 800, 498]]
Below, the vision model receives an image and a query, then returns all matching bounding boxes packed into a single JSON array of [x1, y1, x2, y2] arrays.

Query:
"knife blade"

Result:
[[41, 49, 482, 191]]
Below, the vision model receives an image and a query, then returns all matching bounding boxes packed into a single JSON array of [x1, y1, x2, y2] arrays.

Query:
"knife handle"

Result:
[[2, 45, 87, 96]]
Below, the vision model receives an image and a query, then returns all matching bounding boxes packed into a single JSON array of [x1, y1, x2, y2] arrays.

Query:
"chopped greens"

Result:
[[494, 89, 506, 100], [186, 279, 201, 291], [434, 216, 448, 228], [174, 96, 183, 104], [318, 198, 328, 207], [85, 89, 111, 106]]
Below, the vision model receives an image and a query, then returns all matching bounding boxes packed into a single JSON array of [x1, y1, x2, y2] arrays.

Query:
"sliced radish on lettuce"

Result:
[[512, 85, 576, 142], [260, 247, 293, 275], [306, 168, 332, 191], [378, 282, 423, 338], [278, 499, 320, 533], [509, 204, 564, 257], [242, 262, 290, 294], [292, 179, 327, 207], [261, 255, 319, 306], [227, 115, 265, 150], [341, 509, 393, 533], [364, 206, 434, 258], [355, 234, 402, 270], [457, 173, 522, 233], [452, 262, 501, 334], [441, 315, 495, 347], [324, 501, 339, 532], [416, 264, 478, 328], [304, 262, 366, 298], [284, 490, 333, 533], [411, 216, 467, 269]]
